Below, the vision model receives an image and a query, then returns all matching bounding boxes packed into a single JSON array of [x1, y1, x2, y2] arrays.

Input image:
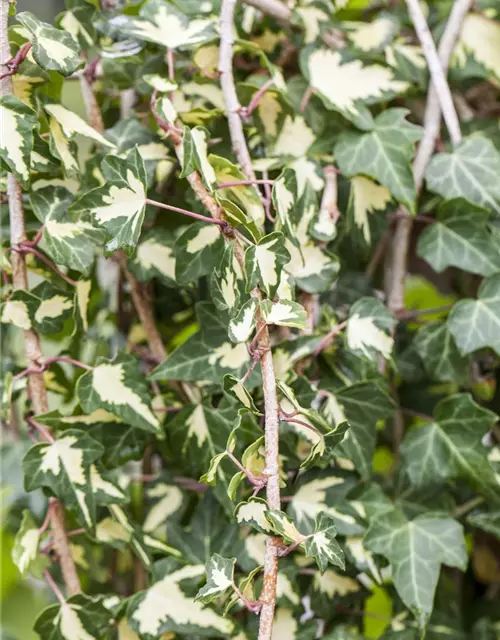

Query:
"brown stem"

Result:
[[217, 179, 274, 189], [0, 42, 31, 80], [13, 245, 77, 286], [79, 70, 105, 133], [299, 86, 314, 113], [13, 356, 93, 381], [226, 450, 267, 488], [44, 569, 66, 605], [232, 582, 263, 614], [312, 320, 348, 357], [26, 416, 56, 444], [1, 0, 80, 596], [398, 304, 453, 320], [240, 79, 275, 119], [39, 500, 55, 535], [145, 198, 228, 228]]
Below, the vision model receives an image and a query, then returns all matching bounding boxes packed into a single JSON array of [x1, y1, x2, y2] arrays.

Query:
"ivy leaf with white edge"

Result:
[[195, 554, 236, 604], [0, 96, 36, 186], [425, 137, 500, 216], [30, 186, 105, 275], [70, 147, 148, 255], [151, 303, 252, 383], [401, 394, 499, 503], [272, 168, 299, 243], [301, 48, 409, 130], [285, 241, 340, 294], [447, 273, 500, 355], [127, 563, 235, 639], [120, 0, 217, 50], [261, 300, 308, 330], [335, 109, 423, 213], [16, 11, 82, 76], [417, 199, 500, 276], [413, 322, 468, 383], [74, 279, 91, 333], [265, 509, 303, 544], [47, 115, 79, 177], [245, 232, 291, 298], [143, 481, 184, 534], [346, 297, 395, 361], [181, 127, 217, 191], [57, 3, 96, 50], [4, 283, 74, 335], [23, 429, 104, 530], [453, 13, 500, 85], [77, 353, 162, 435], [174, 222, 225, 285], [12, 510, 50, 579], [303, 513, 345, 573], [223, 375, 260, 414], [129, 229, 176, 285], [34, 594, 113, 640], [228, 298, 258, 343], [235, 498, 275, 534], [1, 291, 37, 331], [200, 411, 245, 486], [90, 464, 128, 506], [345, 13, 399, 53], [210, 154, 266, 229], [348, 176, 392, 245], [210, 242, 246, 315], [364, 509, 467, 628], [216, 196, 263, 244], [44, 104, 115, 149]]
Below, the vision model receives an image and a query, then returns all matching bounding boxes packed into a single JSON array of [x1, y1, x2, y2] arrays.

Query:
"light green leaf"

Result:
[[413, 322, 468, 383], [17, 11, 81, 76], [335, 109, 422, 212], [228, 298, 258, 343], [301, 48, 409, 130], [265, 509, 303, 543], [0, 95, 36, 186], [77, 353, 162, 435], [128, 564, 234, 638], [195, 554, 236, 604], [425, 137, 500, 215], [181, 127, 217, 191], [129, 229, 176, 284], [261, 299, 308, 329], [34, 594, 112, 640], [200, 452, 228, 486], [401, 394, 499, 502], [364, 509, 467, 627], [44, 104, 115, 148], [303, 512, 345, 573], [223, 374, 260, 413], [23, 429, 104, 529], [467, 510, 500, 538], [447, 273, 500, 355], [174, 222, 224, 284], [120, 0, 217, 49], [346, 297, 395, 361], [417, 199, 500, 276], [12, 510, 50, 578], [70, 148, 148, 255], [245, 232, 291, 298], [31, 186, 104, 275]]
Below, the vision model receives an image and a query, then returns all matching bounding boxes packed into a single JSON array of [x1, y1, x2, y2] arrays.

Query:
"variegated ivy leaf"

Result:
[[195, 553, 236, 604], [285, 241, 339, 294], [200, 413, 243, 486], [235, 497, 274, 535], [272, 168, 299, 243], [417, 199, 500, 276], [31, 131, 59, 172], [12, 61, 48, 109], [57, 2, 96, 50], [174, 222, 225, 284], [335, 109, 423, 213], [70, 148, 148, 255], [128, 563, 235, 638], [265, 509, 303, 543], [223, 375, 260, 414], [48, 115, 79, 177], [401, 394, 499, 503], [245, 232, 291, 298], [272, 336, 322, 381], [228, 298, 258, 343], [3, 283, 74, 335], [30, 186, 104, 275], [345, 13, 399, 53], [77, 353, 162, 435], [346, 297, 395, 361], [210, 154, 266, 229], [129, 229, 176, 285], [453, 13, 500, 84], [143, 482, 184, 533], [296, 6, 329, 44], [151, 303, 252, 383], [90, 464, 128, 506], [23, 429, 104, 529], [348, 176, 392, 245], [181, 127, 217, 191], [413, 322, 468, 383], [34, 594, 112, 640], [425, 137, 500, 216], [447, 273, 500, 355], [143, 73, 178, 93], [301, 48, 409, 130], [210, 243, 246, 314], [270, 115, 316, 163], [120, 0, 217, 50], [74, 279, 91, 333], [364, 509, 467, 628], [1, 292, 35, 330], [12, 510, 50, 578], [217, 196, 264, 245], [17, 12, 82, 76], [261, 300, 308, 330], [303, 513, 345, 573], [44, 104, 115, 149], [0, 96, 36, 186]]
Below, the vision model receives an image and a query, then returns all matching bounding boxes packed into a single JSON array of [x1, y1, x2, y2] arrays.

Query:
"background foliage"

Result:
[[1, 0, 500, 638]]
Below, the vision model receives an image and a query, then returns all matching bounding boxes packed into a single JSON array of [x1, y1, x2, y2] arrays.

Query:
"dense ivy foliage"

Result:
[[1, 0, 500, 638]]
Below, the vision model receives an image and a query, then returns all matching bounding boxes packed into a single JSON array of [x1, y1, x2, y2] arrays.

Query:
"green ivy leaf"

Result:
[[0, 96, 36, 186], [17, 11, 82, 76], [335, 109, 422, 213], [12, 510, 50, 579], [303, 512, 345, 573], [413, 322, 468, 383], [210, 243, 246, 314], [2, 283, 74, 334], [364, 509, 467, 628], [401, 394, 498, 502], [77, 353, 162, 435], [23, 429, 104, 529], [245, 232, 291, 298], [195, 553, 236, 604], [129, 229, 176, 284], [44, 104, 115, 149], [223, 375, 260, 414], [261, 299, 308, 329], [181, 127, 217, 191], [425, 137, 500, 215], [174, 222, 224, 284], [34, 594, 112, 640], [447, 273, 500, 355]]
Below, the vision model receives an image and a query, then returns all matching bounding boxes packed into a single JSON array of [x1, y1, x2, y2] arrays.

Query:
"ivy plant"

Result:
[[1, 0, 500, 639]]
